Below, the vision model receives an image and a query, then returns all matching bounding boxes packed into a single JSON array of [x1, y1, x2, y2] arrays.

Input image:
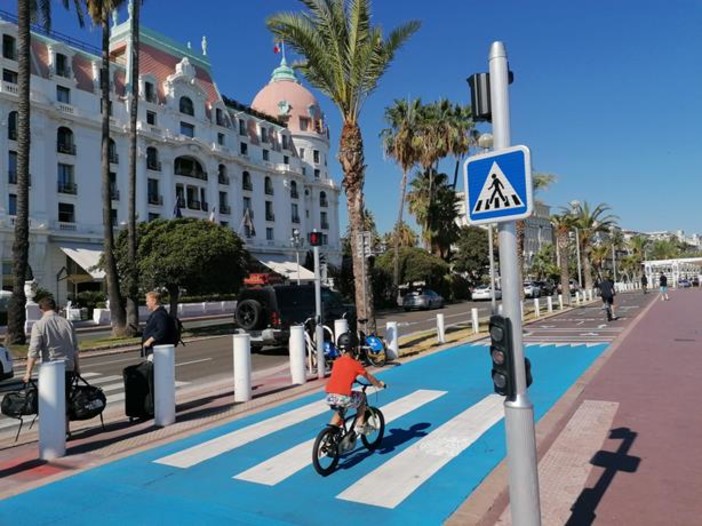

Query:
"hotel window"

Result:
[[264, 176, 274, 195], [242, 171, 252, 191], [291, 203, 300, 223], [283, 155, 289, 165], [282, 135, 289, 150], [179, 96, 194, 116], [8, 194, 16, 216], [146, 110, 157, 125], [111, 208, 118, 225], [240, 142, 248, 156], [299, 148, 305, 159], [147, 178, 160, 204], [57, 163, 76, 193], [2, 68, 17, 84], [320, 191, 328, 207], [239, 119, 247, 135], [58, 203, 75, 223], [216, 108, 225, 126], [8, 111, 17, 140], [57, 127, 75, 154], [56, 85, 71, 104], [55, 53, 70, 77], [265, 201, 275, 221], [217, 132, 225, 146], [313, 150, 320, 163], [314, 169, 320, 178], [109, 172, 119, 200], [108, 139, 118, 164], [261, 127, 268, 143], [262, 149, 269, 161], [8, 151, 17, 183], [180, 122, 195, 138], [299, 117, 309, 131], [2, 35, 16, 60], [146, 147, 160, 170], [144, 81, 156, 103], [290, 181, 298, 199], [266, 227, 274, 241]]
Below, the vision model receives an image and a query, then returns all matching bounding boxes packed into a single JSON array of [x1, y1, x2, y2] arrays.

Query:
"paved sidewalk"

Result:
[[451, 288, 702, 525]]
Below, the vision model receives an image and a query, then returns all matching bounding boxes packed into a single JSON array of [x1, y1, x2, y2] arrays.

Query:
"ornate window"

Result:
[[179, 96, 194, 115]]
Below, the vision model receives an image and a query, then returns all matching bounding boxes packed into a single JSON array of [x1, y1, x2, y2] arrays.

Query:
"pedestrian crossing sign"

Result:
[[463, 145, 533, 225]]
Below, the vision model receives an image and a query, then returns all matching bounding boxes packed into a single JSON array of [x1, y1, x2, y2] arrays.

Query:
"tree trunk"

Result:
[[516, 219, 526, 300], [99, 13, 127, 336], [557, 231, 571, 306], [125, 1, 140, 336], [392, 170, 408, 290], [582, 249, 594, 292], [338, 123, 375, 331], [5, 1, 31, 346]]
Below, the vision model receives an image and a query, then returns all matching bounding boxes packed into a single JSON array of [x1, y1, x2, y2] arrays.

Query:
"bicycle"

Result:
[[312, 381, 386, 476], [354, 317, 387, 367]]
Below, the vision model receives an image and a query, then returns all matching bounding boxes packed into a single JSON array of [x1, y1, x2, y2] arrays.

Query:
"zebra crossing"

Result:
[[1, 342, 609, 525], [0, 369, 190, 439]]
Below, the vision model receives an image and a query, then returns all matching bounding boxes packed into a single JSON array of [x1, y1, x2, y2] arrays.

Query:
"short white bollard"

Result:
[[498, 303, 504, 315], [385, 321, 399, 361], [289, 325, 307, 385], [233, 333, 252, 402], [471, 308, 479, 334], [558, 294, 564, 310], [315, 324, 325, 380], [588, 289, 594, 301], [547, 295, 553, 313], [520, 300, 524, 320], [334, 319, 349, 345], [437, 313, 446, 344], [534, 298, 540, 318], [575, 291, 581, 304], [154, 344, 176, 427], [38, 360, 66, 460]]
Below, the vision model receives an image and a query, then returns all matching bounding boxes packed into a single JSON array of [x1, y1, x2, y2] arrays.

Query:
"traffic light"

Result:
[[308, 230, 323, 247], [488, 314, 516, 398]]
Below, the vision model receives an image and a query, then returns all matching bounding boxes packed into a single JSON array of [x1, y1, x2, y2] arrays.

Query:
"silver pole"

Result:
[[489, 223, 497, 315], [489, 40, 541, 525], [612, 243, 617, 282], [295, 249, 301, 285], [313, 244, 324, 379]]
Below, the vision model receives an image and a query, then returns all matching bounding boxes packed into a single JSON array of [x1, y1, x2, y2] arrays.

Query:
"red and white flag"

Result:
[[273, 42, 281, 54]]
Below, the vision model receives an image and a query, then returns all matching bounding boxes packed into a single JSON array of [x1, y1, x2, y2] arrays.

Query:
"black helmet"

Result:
[[336, 332, 355, 351]]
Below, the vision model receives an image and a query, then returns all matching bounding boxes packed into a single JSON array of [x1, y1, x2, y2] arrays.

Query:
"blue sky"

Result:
[[10, 0, 702, 236]]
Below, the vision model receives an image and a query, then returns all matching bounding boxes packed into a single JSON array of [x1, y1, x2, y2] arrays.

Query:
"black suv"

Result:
[[233, 284, 355, 349]]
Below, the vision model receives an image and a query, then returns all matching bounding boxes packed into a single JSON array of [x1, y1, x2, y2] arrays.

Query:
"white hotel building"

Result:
[[0, 12, 341, 299]]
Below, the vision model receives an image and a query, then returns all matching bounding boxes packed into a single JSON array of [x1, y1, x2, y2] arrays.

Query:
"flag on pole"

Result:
[[173, 197, 183, 218], [273, 42, 280, 54], [209, 206, 216, 223]]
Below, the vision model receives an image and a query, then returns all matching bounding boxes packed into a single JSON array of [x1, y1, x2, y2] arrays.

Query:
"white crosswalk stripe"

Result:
[[336, 394, 504, 508], [234, 389, 447, 485]]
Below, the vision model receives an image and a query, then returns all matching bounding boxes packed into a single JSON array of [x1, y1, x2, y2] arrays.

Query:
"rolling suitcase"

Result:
[[123, 360, 154, 420]]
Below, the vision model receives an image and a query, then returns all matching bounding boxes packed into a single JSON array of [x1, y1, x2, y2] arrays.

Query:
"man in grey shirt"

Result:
[[23, 297, 80, 387]]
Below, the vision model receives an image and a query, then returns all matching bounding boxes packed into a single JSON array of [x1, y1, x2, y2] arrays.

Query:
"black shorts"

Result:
[[602, 295, 614, 305]]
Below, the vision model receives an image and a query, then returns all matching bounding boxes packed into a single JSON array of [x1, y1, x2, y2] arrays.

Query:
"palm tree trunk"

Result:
[[582, 250, 594, 292], [6, 1, 31, 345], [557, 232, 571, 306], [339, 123, 375, 330], [125, 0, 140, 336], [99, 11, 126, 335], [392, 169, 408, 289]]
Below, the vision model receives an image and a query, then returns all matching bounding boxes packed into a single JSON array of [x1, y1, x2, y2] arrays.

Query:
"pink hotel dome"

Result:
[[251, 58, 327, 136]]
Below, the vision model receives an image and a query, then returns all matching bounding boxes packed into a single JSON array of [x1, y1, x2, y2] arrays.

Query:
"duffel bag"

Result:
[[1, 380, 38, 418], [68, 374, 107, 421]]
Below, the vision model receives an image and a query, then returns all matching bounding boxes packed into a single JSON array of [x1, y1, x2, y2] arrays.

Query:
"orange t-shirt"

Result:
[[325, 355, 367, 396]]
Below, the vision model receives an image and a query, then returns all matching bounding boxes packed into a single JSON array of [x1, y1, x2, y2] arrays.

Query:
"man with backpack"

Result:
[[142, 291, 178, 358]]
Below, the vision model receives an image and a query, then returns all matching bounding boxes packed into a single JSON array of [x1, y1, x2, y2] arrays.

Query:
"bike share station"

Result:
[[465, 42, 541, 525]]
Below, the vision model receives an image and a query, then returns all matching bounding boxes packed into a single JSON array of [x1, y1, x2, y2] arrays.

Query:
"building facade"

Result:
[[0, 12, 341, 300]]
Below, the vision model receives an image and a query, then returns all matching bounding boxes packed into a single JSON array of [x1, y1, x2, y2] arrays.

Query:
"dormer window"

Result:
[[179, 96, 194, 116], [239, 118, 247, 135], [261, 127, 268, 143], [144, 81, 156, 103], [216, 108, 225, 126], [55, 53, 71, 78], [299, 117, 309, 131], [282, 135, 289, 150]]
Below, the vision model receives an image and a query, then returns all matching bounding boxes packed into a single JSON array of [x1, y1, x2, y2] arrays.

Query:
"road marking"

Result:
[[176, 358, 212, 367], [234, 389, 447, 486], [337, 394, 504, 509]]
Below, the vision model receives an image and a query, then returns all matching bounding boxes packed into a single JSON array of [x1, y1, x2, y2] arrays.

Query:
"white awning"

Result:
[[60, 244, 105, 280], [259, 254, 315, 282]]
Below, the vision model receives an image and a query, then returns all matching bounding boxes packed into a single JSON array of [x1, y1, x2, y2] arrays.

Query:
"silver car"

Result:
[[403, 289, 445, 311], [471, 285, 502, 301]]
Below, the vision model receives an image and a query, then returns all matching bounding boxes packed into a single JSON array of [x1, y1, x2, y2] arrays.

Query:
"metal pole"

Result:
[[489, 223, 497, 315], [295, 249, 301, 285], [313, 245, 324, 379], [489, 40, 541, 525], [575, 227, 582, 288], [612, 243, 617, 282]]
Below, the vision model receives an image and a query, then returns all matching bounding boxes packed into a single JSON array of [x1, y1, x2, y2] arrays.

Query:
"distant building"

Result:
[[0, 11, 341, 299]]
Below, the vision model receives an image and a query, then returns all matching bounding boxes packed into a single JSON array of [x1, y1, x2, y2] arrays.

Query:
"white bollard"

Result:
[[385, 321, 399, 361], [315, 324, 325, 380], [575, 291, 581, 304], [153, 344, 176, 427], [437, 313, 446, 344], [558, 294, 564, 310], [471, 308, 479, 334], [534, 298, 540, 318], [547, 295, 553, 313], [233, 334, 252, 402], [38, 360, 66, 460], [520, 300, 524, 320], [289, 325, 307, 385], [498, 303, 504, 315], [334, 319, 348, 345]]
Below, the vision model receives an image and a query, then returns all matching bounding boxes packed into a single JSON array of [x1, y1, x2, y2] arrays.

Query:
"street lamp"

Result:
[[610, 226, 617, 283], [290, 228, 302, 285], [570, 200, 583, 288], [477, 132, 498, 314]]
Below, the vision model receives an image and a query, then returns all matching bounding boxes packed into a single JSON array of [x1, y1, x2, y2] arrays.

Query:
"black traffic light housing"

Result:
[[489, 314, 516, 399], [308, 231, 323, 247], [467, 71, 515, 123]]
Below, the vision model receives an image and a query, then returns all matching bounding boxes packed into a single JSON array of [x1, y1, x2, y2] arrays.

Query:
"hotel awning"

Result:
[[259, 255, 315, 282], [59, 244, 105, 280]]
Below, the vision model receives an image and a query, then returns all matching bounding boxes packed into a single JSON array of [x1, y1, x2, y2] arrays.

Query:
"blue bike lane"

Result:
[[0, 341, 608, 525]]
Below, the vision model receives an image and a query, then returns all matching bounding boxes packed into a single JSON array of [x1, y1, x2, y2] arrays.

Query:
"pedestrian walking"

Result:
[[641, 274, 648, 294], [23, 296, 80, 434], [659, 272, 669, 301], [141, 291, 172, 359]]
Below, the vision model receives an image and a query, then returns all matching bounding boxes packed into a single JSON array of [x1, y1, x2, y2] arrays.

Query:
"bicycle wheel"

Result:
[[312, 426, 341, 476], [361, 407, 385, 451]]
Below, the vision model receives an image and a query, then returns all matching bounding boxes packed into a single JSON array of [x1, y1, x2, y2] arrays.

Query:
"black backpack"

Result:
[[168, 315, 185, 346]]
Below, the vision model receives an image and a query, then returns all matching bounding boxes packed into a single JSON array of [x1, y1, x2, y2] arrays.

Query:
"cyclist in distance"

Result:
[[598, 274, 616, 320], [325, 332, 385, 435]]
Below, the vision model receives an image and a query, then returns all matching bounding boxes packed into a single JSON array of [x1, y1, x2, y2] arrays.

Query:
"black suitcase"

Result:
[[123, 360, 154, 420]]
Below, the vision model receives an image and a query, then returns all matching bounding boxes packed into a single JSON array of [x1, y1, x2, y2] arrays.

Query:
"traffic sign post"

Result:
[[478, 42, 542, 525]]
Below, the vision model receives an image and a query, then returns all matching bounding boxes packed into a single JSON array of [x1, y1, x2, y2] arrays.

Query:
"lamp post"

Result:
[[570, 200, 583, 288], [610, 226, 617, 283], [478, 133, 498, 313], [290, 229, 302, 285]]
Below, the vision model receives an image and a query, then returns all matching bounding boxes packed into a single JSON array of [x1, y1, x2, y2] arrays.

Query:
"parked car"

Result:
[[0, 344, 14, 382], [693, 277, 700, 287], [557, 279, 581, 295], [402, 289, 445, 311], [471, 285, 502, 301], [523, 281, 542, 298], [233, 284, 355, 349], [534, 280, 555, 296], [678, 278, 692, 288]]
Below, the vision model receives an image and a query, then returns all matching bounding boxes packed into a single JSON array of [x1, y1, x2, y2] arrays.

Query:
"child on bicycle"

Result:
[[325, 332, 385, 435]]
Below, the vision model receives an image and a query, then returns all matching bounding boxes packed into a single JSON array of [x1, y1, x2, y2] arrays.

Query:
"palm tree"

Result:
[[125, 0, 142, 335], [570, 201, 618, 291], [86, 0, 128, 335], [5, 1, 84, 346], [380, 98, 422, 289], [267, 0, 420, 323], [517, 172, 555, 286], [551, 212, 575, 306]]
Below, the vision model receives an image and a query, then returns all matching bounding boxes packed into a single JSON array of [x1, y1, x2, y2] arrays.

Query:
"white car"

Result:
[[472, 285, 502, 301], [523, 281, 542, 298], [0, 344, 14, 381]]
